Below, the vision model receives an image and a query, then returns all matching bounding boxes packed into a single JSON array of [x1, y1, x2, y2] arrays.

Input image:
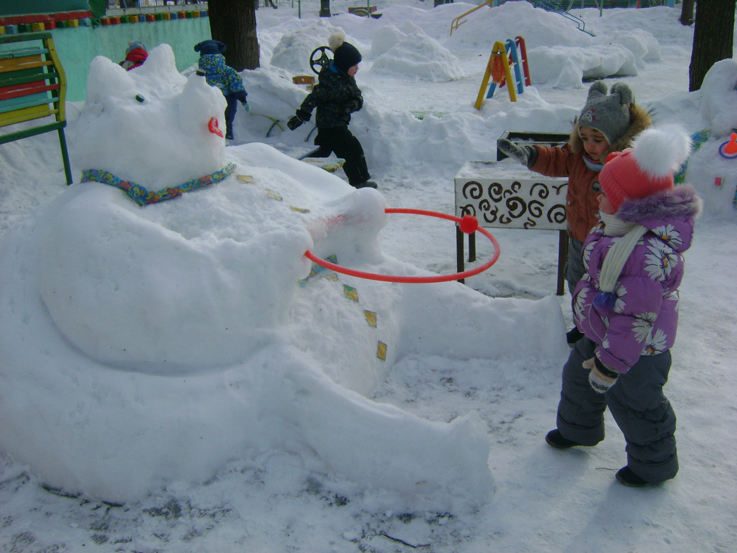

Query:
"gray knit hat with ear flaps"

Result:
[[578, 81, 633, 145]]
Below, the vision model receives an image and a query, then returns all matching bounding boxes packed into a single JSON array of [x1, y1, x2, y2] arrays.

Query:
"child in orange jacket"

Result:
[[498, 81, 651, 344]]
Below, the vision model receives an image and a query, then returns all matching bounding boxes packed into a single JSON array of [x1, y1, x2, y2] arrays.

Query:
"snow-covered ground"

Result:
[[0, 1, 736, 551]]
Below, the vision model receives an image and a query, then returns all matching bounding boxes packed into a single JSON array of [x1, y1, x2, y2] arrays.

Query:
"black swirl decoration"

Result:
[[483, 205, 499, 224], [479, 199, 491, 212], [459, 204, 477, 217], [531, 182, 550, 200], [528, 199, 544, 218], [462, 181, 483, 200], [523, 217, 538, 229], [548, 204, 567, 224], [504, 196, 527, 220], [553, 183, 567, 195], [488, 182, 504, 203], [503, 181, 522, 199]]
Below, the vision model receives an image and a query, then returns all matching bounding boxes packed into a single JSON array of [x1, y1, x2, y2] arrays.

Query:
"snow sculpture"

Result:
[[679, 58, 737, 216], [0, 46, 567, 508]]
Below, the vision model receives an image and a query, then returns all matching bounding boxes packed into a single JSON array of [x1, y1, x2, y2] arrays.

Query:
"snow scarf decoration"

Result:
[[81, 163, 236, 206]]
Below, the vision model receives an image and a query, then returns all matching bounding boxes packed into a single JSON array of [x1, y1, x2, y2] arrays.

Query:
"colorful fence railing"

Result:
[[0, 6, 209, 35]]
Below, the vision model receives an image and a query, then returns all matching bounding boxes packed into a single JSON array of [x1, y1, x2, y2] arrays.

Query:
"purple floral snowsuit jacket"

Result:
[[573, 185, 701, 374]]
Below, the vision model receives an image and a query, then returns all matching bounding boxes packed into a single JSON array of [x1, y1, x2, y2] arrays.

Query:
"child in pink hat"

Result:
[[545, 125, 702, 488]]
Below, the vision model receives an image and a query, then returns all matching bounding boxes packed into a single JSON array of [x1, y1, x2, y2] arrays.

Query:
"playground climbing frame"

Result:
[[474, 37, 530, 109]]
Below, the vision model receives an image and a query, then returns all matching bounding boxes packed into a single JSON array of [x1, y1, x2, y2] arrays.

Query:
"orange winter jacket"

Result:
[[528, 104, 651, 243], [529, 144, 600, 242]]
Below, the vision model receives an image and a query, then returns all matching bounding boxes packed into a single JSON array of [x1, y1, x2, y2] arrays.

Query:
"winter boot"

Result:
[[354, 180, 377, 189], [615, 467, 649, 488], [566, 326, 584, 346], [545, 429, 584, 449]]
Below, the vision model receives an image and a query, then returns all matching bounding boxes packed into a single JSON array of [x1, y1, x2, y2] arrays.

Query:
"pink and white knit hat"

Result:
[[599, 125, 692, 213]]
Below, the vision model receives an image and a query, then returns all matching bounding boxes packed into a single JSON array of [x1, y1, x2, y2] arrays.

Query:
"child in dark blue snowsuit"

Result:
[[194, 40, 249, 140], [287, 31, 375, 189]]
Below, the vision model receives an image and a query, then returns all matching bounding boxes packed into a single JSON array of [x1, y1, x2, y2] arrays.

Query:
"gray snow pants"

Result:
[[565, 235, 586, 296], [556, 337, 679, 484]]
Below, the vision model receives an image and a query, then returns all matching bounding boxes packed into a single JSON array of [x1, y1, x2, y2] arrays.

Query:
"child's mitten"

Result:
[[498, 138, 537, 167], [243, 101, 251, 112], [287, 110, 310, 130], [583, 357, 619, 393]]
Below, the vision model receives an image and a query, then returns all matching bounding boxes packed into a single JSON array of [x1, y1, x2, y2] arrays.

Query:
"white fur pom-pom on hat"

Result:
[[328, 30, 346, 52], [599, 125, 692, 213], [631, 124, 692, 177]]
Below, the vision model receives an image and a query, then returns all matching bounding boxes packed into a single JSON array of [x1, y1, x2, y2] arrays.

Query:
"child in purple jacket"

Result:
[[545, 126, 702, 487]]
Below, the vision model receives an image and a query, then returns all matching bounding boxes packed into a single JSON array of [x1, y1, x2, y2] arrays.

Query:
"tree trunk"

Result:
[[689, 0, 735, 91], [680, 0, 694, 25], [320, 0, 331, 17], [207, 0, 260, 71]]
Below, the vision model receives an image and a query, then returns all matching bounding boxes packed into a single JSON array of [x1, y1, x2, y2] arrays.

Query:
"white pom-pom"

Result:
[[328, 30, 346, 52], [632, 125, 692, 177]]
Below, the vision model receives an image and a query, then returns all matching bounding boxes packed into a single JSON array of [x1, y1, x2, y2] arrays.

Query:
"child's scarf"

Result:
[[594, 211, 648, 311], [582, 156, 604, 172]]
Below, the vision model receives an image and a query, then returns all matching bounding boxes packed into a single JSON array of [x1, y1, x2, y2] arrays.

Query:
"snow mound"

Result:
[[270, 22, 362, 75], [370, 22, 465, 82], [530, 44, 638, 88], [445, 1, 592, 51], [700, 58, 737, 138], [446, 2, 659, 86]]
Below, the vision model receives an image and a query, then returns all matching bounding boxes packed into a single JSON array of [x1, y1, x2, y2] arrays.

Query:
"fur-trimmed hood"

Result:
[[570, 103, 652, 161], [617, 184, 701, 223], [616, 184, 702, 250]]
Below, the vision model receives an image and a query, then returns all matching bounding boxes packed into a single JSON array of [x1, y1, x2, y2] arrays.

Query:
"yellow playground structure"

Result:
[[451, 0, 593, 37], [474, 36, 531, 109], [450, 0, 505, 36]]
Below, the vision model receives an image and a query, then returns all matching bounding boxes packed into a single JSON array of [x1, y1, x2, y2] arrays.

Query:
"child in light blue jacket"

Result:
[[195, 40, 249, 140]]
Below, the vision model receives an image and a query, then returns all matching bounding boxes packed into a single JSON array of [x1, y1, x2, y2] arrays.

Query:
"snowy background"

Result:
[[1, 1, 736, 551]]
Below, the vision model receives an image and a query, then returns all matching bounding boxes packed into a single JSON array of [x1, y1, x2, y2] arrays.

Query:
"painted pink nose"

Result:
[[208, 117, 224, 137]]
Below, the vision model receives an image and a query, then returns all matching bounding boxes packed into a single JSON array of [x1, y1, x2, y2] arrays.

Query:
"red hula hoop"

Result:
[[303, 208, 500, 283]]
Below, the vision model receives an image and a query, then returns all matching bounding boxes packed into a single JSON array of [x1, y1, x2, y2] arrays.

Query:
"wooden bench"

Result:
[[0, 31, 73, 185], [348, 5, 381, 17], [292, 75, 315, 91], [455, 160, 569, 295]]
